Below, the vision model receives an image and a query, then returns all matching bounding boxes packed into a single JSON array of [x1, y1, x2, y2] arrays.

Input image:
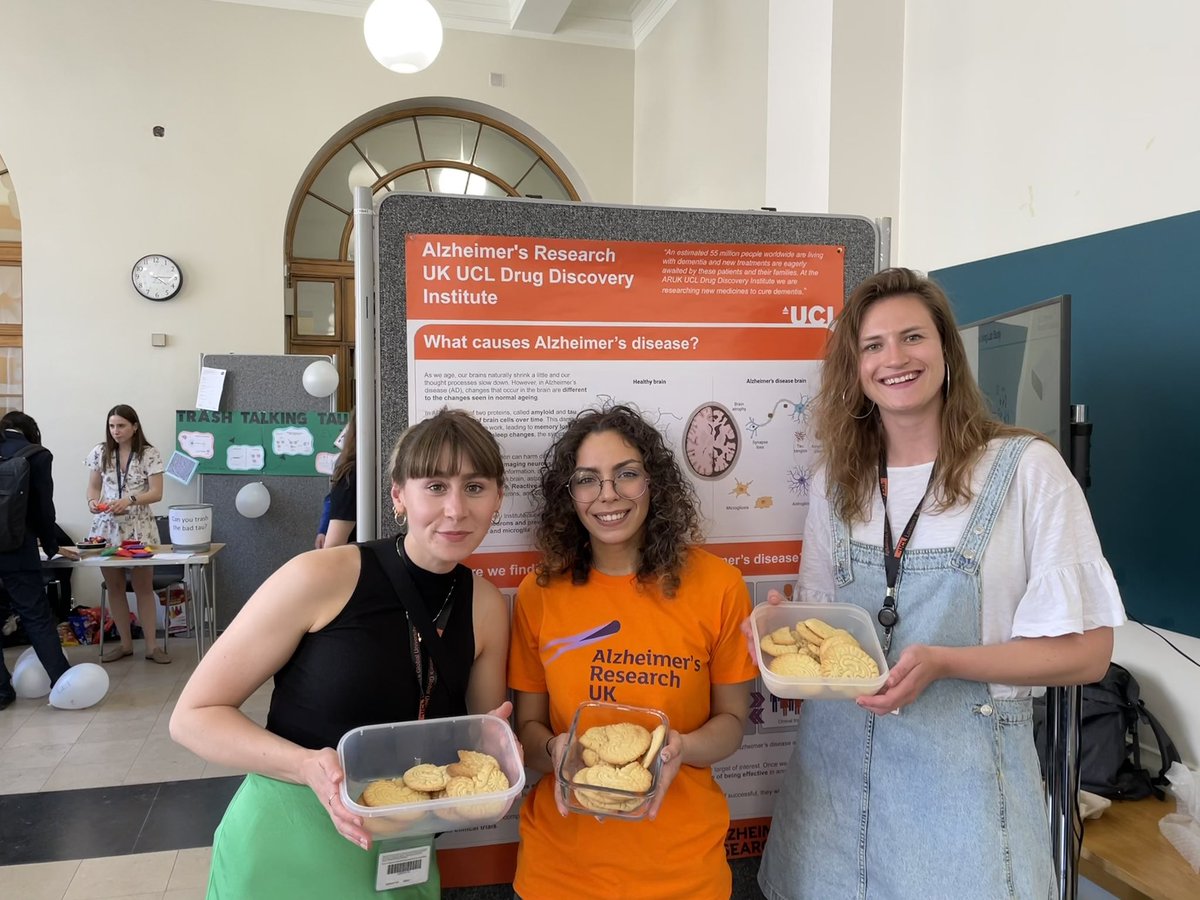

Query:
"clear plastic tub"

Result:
[[751, 602, 889, 700], [557, 701, 668, 821], [337, 714, 524, 839]]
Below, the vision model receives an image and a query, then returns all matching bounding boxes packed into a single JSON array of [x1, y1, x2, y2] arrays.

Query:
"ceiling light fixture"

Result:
[[363, 0, 444, 74]]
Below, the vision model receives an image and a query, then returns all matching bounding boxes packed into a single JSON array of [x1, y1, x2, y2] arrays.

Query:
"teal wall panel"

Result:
[[933, 211, 1200, 637]]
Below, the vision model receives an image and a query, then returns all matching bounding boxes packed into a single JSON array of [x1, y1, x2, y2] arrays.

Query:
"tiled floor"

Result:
[[1, 640, 267, 900]]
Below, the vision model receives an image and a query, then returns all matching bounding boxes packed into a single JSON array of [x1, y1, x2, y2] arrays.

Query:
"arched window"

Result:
[[0, 153, 22, 411], [285, 104, 579, 410]]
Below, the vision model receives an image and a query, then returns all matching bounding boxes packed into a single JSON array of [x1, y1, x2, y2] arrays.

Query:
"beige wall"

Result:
[[0, 0, 633, 598], [632, 0, 768, 210], [895, 0, 1200, 766]]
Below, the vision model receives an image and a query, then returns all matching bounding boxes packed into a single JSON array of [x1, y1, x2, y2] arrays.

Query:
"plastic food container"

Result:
[[751, 602, 889, 700], [557, 701, 668, 821], [337, 714, 525, 839]]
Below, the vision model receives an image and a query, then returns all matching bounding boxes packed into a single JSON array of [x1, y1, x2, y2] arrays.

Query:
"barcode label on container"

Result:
[[375, 844, 430, 890]]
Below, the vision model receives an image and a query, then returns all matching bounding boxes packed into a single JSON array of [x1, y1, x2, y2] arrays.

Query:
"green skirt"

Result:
[[208, 773, 440, 900]]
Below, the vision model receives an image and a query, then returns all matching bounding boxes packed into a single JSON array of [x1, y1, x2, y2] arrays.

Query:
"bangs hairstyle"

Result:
[[815, 267, 1039, 523], [389, 408, 505, 486], [533, 404, 703, 598]]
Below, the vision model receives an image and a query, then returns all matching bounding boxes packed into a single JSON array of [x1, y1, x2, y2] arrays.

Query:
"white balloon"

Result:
[[48, 663, 110, 710], [235, 482, 271, 518], [12, 654, 51, 698], [16, 645, 38, 669], [302, 360, 339, 398]]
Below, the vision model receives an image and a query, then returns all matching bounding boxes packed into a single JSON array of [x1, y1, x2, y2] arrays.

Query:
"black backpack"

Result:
[[1034, 663, 1181, 800], [0, 444, 44, 552]]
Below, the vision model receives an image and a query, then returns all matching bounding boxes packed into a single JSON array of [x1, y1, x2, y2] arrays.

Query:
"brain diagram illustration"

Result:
[[684, 402, 741, 479]]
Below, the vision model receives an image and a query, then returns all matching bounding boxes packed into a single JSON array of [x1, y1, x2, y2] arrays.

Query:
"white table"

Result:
[[44, 543, 225, 659]]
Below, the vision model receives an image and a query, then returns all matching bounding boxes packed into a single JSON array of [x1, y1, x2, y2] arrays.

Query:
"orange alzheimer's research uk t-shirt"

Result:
[[508, 548, 756, 900]]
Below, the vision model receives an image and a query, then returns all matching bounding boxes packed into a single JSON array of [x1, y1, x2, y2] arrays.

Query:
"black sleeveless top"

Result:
[[266, 539, 476, 750]]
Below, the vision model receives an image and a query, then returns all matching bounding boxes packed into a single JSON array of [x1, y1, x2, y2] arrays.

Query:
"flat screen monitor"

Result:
[[959, 295, 1071, 455]]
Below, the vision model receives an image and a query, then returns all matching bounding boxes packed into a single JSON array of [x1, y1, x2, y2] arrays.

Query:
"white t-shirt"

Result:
[[797, 439, 1127, 698]]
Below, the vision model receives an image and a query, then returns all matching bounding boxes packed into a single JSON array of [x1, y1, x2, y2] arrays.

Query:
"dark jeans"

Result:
[[0, 568, 70, 690]]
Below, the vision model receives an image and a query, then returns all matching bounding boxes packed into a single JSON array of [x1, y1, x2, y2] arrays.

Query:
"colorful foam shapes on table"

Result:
[[100, 547, 120, 557], [48, 663, 110, 710], [12, 654, 51, 699]]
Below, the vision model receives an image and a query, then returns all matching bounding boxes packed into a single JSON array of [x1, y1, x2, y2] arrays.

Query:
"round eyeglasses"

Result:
[[567, 470, 650, 503]]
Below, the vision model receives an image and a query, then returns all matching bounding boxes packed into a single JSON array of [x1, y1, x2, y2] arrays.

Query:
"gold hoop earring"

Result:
[[944, 363, 951, 397], [394, 510, 407, 529], [842, 389, 876, 420]]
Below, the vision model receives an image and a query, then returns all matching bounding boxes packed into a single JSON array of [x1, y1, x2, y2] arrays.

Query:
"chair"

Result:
[[98, 516, 190, 657]]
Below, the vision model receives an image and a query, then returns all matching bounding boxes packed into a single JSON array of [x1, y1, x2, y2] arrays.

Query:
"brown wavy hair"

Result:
[[101, 404, 153, 472], [534, 405, 704, 598], [330, 408, 357, 486], [817, 267, 1039, 523]]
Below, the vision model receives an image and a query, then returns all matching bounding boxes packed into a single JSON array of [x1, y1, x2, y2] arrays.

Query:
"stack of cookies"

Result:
[[359, 748, 510, 820], [571, 722, 666, 814], [760, 617, 880, 680]]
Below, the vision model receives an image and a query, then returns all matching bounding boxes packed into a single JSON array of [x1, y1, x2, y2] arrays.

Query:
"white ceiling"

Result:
[[213, 0, 676, 48]]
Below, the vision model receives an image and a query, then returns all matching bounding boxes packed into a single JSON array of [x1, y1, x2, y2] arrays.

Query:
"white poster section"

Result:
[[376, 197, 882, 872]]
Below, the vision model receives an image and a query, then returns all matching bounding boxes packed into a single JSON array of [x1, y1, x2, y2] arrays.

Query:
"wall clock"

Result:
[[131, 254, 183, 301]]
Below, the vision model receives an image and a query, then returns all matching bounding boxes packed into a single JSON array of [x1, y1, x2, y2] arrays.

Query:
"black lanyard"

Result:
[[115, 451, 134, 498], [877, 449, 936, 652]]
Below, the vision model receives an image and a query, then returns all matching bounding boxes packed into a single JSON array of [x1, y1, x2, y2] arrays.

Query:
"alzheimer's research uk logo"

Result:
[[543, 620, 621, 665], [783, 304, 835, 328]]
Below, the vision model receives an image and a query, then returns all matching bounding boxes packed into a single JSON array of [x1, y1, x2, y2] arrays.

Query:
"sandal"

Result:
[[100, 646, 133, 663], [145, 648, 171, 665]]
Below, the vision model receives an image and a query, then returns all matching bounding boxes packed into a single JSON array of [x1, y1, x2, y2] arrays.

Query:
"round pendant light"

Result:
[[363, 0, 444, 74]]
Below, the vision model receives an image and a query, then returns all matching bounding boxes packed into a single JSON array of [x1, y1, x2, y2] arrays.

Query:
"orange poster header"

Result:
[[705, 540, 804, 577], [406, 234, 845, 325], [413, 324, 829, 361]]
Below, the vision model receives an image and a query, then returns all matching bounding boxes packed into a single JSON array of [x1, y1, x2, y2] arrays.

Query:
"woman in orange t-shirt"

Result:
[[509, 405, 757, 900]]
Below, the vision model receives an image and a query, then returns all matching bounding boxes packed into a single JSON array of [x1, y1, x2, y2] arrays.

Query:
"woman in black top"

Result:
[[324, 408, 358, 548], [170, 409, 510, 899]]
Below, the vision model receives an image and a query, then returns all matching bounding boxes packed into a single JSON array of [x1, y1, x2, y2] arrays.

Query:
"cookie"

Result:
[[359, 778, 428, 807], [578, 761, 653, 793], [769, 652, 821, 678], [792, 621, 824, 647], [819, 642, 880, 679], [447, 749, 500, 779], [581, 747, 601, 767], [578, 722, 652, 765], [819, 630, 861, 655], [572, 762, 652, 812], [641, 724, 666, 769], [760, 634, 800, 657], [402, 763, 449, 792], [803, 618, 838, 640], [769, 626, 797, 645]]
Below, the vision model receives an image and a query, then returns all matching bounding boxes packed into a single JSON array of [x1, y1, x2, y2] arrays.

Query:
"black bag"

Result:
[[1035, 663, 1181, 800], [0, 444, 44, 552]]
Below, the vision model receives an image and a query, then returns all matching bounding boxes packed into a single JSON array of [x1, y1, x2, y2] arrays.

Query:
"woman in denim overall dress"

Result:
[[758, 269, 1126, 900]]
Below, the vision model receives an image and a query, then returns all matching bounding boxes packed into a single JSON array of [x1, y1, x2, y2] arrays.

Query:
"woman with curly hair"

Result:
[[508, 405, 757, 900], [756, 268, 1124, 900]]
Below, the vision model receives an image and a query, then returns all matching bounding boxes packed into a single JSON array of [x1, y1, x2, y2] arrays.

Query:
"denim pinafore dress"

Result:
[[759, 437, 1054, 900]]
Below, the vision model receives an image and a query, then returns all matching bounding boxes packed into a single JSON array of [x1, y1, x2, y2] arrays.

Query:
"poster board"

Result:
[[373, 194, 882, 884], [197, 354, 335, 629]]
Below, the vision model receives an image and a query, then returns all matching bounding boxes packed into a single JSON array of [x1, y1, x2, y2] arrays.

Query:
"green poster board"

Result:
[[175, 409, 348, 476]]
